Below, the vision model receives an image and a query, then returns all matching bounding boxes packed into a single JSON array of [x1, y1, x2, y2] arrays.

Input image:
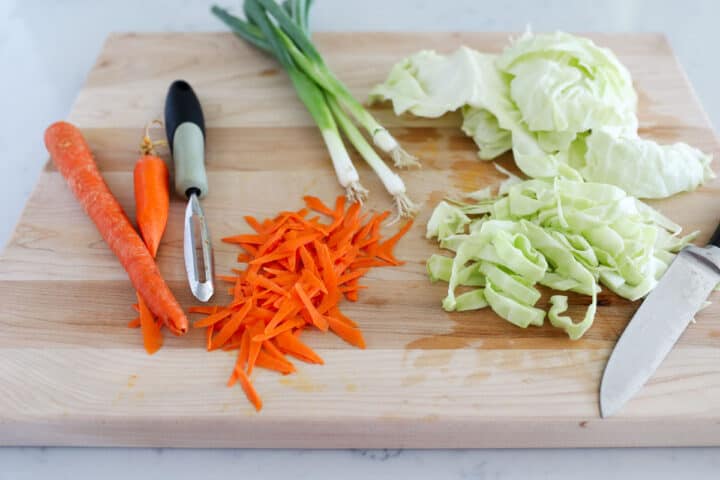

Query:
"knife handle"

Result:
[[709, 223, 720, 248], [164, 80, 208, 199]]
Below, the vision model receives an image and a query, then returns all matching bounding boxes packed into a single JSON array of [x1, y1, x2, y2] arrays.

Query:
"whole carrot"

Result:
[[134, 121, 169, 258], [44, 121, 188, 335]]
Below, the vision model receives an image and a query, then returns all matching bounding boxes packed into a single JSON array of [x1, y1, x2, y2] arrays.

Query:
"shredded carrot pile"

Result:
[[189, 195, 413, 411]]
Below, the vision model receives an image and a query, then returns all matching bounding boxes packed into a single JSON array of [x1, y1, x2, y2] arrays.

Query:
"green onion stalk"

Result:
[[212, 0, 418, 217], [236, 0, 367, 201], [258, 0, 419, 168]]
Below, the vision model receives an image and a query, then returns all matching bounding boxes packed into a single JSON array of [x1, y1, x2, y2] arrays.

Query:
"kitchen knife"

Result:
[[599, 227, 720, 417], [164, 80, 214, 302]]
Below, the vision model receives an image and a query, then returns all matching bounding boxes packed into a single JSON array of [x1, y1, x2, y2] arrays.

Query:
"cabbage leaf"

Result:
[[371, 32, 713, 199]]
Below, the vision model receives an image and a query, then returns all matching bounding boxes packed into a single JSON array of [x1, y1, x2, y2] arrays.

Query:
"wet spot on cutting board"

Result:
[[364, 296, 389, 306], [407, 335, 469, 351], [449, 155, 517, 193], [428, 190, 447, 204], [127, 374, 137, 388], [414, 349, 457, 368], [449, 159, 489, 192], [259, 68, 278, 77], [393, 127, 443, 143], [404, 310, 490, 356], [365, 101, 389, 111]]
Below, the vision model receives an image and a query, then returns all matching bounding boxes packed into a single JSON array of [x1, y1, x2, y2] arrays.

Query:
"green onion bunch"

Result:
[[212, 0, 419, 218]]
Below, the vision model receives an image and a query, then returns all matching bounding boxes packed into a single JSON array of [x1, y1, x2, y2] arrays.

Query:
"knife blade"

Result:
[[600, 244, 720, 417], [164, 80, 215, 302]]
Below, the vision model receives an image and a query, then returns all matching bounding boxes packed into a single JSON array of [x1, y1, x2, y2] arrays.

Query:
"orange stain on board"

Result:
[[279, 373, 326, 393]]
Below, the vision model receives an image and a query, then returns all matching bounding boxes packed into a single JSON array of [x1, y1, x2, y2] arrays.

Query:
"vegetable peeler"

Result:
[[164, 80, 214, 302]]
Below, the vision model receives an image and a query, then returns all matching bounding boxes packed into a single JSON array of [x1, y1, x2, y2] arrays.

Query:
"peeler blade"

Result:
[[183, 192, 214, 302]]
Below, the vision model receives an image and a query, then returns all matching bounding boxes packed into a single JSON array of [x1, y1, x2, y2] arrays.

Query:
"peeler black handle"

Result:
[[164, 80, 205, 148], [164, 80, 208, 198]]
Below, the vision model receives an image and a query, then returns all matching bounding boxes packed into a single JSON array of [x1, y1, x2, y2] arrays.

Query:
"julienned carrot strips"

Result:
[[190, 196, 412, 411]]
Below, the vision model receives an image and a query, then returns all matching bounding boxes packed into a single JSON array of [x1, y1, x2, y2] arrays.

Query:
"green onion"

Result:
[[212, 0, 418, 216], [289, 69, 367, 202], [256, 0, 419, 168], [211, 6, 271, 53], [233, 1, 366, 201]]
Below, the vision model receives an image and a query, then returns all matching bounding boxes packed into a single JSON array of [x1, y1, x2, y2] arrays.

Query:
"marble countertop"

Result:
[[2, 0, 719, 477]]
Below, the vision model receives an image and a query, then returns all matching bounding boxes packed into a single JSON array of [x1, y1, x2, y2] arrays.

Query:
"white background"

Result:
[[1, 0, 719, 478]]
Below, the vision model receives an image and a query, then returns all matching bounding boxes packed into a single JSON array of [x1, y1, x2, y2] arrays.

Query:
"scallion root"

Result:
[[371, 128, 421, 168], [391, 146, 421, 169], [389, 192, 419, 224], [345, 181, 368, 204]]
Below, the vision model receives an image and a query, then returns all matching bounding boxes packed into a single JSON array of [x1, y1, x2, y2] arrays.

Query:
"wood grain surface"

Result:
[[1, 32, 719, 448]]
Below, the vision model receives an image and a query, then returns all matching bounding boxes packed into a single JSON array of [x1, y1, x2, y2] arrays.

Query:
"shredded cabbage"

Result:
[[371, 31, 713, 199], [426, 201, 471, 240], [426, 175, 698, 339]]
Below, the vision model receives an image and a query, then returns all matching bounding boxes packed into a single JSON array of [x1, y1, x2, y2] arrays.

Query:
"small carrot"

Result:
[[129, 122, 172, 353], [134, 121, 169, 258], [45, 121, 187, 335]]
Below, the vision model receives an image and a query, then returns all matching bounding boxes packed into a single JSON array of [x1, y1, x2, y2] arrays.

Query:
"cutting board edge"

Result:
[[2, 415, 719, 448]]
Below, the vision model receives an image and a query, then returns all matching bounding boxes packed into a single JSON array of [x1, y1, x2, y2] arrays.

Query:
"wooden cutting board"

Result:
[[1, 32, 719, 448]]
